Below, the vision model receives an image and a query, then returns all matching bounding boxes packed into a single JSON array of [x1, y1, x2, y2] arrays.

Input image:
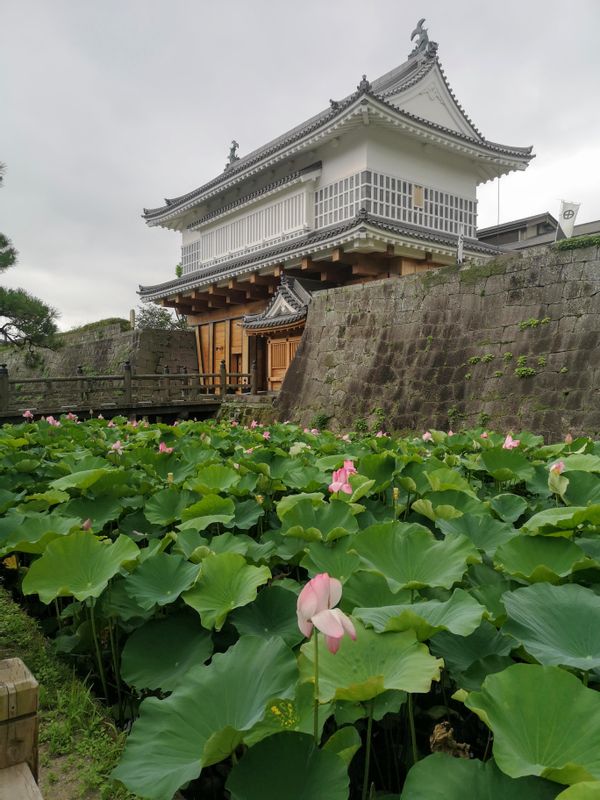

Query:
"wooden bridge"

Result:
[[0, 360, 258, 423]]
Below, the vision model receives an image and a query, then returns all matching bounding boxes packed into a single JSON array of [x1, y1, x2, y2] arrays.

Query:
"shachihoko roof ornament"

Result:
[[224, 140, 240, 171], [410, 18, 438, 58]]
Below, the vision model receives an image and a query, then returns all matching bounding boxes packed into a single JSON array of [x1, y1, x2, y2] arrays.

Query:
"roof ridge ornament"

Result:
[[409, 18, 438, 59], [224, 140, 240, 171], [357, 74, 372, 93]]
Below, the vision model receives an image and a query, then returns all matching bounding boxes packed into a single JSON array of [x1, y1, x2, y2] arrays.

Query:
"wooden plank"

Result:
[[0, 716, 38, 778], [0, 762, 43, 800], [331, 247, 344, 262], [0, 660, 38, 722]]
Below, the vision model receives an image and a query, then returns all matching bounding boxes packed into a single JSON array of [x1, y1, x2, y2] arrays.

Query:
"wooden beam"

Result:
[[301, 256, 315, 271], [331, 247, 344, 262], [350, 257, 385, 277], [248, 273, 278, 287], [225, 290, 248, 304]]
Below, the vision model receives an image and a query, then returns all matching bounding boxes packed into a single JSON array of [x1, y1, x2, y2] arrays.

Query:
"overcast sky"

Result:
[[1, 0, 599, 330]]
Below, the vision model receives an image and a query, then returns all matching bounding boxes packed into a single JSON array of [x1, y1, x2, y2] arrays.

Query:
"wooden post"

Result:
[[0, 658, 39, 782], [250, 360, 258, 395], [123, 361, 132, 405], [0, 365, 8, 413], [220, 359, 227, 396]]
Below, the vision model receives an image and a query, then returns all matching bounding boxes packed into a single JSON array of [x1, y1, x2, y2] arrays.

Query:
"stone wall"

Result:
[[1, 324, 198, 379], [277, 244, 600, 441]]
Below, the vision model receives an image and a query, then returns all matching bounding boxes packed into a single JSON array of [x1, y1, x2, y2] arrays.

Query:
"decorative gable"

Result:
[[384, 62, 482, 141]]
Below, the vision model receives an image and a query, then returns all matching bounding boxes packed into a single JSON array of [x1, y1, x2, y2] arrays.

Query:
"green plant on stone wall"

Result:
[[514, 366, 537, 379], [478, 411, 490, 427], [554, 233, 600, 250], [310, 413, 331, 431], [371, 407, 386, 432], [560, 367, 569, 374], [537, 356, 547, 368], [516, 355, 528, 368], [465, 372, 472, 380], [467, 356, 481, 366], [481, 354, 494, 363], [354, 418, 369, 434], [493, 370, 503, 378], [503, 352, 513, 362], [424, 335, 434, 352]]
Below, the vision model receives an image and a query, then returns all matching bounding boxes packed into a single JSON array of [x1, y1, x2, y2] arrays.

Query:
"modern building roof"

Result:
[[478, 212, 600, 251], [142, 33, 533, 228]]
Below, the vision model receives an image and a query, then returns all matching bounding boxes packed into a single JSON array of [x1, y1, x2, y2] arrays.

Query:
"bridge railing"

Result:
[[0, 359, 258, 415]]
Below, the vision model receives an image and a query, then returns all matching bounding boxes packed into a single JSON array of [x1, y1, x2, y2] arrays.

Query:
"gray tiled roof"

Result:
[[242, 276, 317, 330], [143, 49, 532, 223], [139, 210, 502, 301]]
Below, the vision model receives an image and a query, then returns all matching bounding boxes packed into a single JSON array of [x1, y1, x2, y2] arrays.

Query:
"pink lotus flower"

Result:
[[375, 430, 384, 438], [244, 447, 254, 454], [97, 414, 104, 420], [231, 420, 239, 427], [565, 433, 573, 444], [311, 428, 319, 435], [263, 430, 270, 440], [297, 573, 356, 654], [480, 431, 489, 439], [250, 420, 259, 429], [82, 518, 92, 531], [107, 420, 116, 428], [341, 434, 351, 442], [110, 440, 124, 455], [66, 412, 78, 421], [422, 431, 433, 442], [550, 460, 565, 474], [46, 415, 61, 427], [158, 442, 173, 454], [22, 409, 33, 420], [328, 460, 357, 495], [502, 434, 520, 450], [448, 430, 454, 437]]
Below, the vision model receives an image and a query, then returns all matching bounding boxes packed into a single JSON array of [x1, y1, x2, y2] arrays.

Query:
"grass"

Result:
[[0, 585, 136, 800]]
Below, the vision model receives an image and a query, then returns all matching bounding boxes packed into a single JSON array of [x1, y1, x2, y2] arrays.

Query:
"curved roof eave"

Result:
[[138, 212, 503, 302]]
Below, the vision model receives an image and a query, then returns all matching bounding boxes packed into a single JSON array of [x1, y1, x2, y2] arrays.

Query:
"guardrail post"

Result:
[[0, 365, 8, 412], [250, 360, 258, 395], [220, 359, 227, 396], [77, 365, 86, 405], [0, 658, 39, 782], [123, 361, 132, 405]]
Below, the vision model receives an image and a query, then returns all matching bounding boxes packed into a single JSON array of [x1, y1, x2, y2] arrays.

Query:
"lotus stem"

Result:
[[408, 693, 418, 764], [313, 629, 320, 744], [89, 600, 109, 700], [108, 618, 122, 720], [483, 729, 492, 760], [361, 699, 374, 800]]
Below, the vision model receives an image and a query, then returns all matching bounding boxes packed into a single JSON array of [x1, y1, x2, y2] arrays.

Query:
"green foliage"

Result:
[[554, 233, 600, 250], [3, 417, 600, 797], [175, 262, 183, 278], [135, 303, 187, 330], [0, 286, 60, 348], [467, 356, 481, 365], [481, 353, 494, 363], [537, 356, 547, 367], [354, 417, 369, 433], [311, 412, 331, 430], [503, 352, 513, 361], [516, 355, 527, 367], [514, 367, 537, 378]]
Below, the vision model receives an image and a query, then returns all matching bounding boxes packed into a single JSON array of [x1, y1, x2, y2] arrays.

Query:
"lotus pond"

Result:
[[2, 416, 600, 800]]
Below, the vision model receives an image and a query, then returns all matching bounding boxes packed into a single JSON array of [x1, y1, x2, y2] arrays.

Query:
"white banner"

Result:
[[556, 200, 580, 240], [456, 224, 464, 264]]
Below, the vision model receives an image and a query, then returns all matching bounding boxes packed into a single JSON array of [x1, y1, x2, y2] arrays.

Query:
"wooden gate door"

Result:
[[267, 336, 301, 391]]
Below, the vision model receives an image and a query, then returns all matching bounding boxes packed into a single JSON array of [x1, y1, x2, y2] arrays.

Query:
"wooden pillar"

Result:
[[0, 365, 8, 413], [123, 361, 132, 405], [0, 658, 39, 783]]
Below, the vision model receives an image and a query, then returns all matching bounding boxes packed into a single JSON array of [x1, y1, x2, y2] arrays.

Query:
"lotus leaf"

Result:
[[120, 613, 213, 691], [425, 467, 477, 497], [0, 511, 82, 556], [230, 584, 303, 647], [353, 523, 480, 591], [340, 571, 410, 613], [555, 784, 600, 799], [187, 464, 241, 493], [490, 493, 529, 522], [182, 552, 270, 630], [299, 621, 442, 702], [436, 513, 515, 556], [358, 453, 396, 492], [494, 536, 591, 583], [22, 531, 139, 603], [112, 636, 297, 800], [400, 753, 560, 799], [429, 621, 514, 690], [226, 732, 349, 800], [224, 498, 264, 530], [143, 487, 198, 526], [279, 498, 358, 542], [355, 589, 485, 640], [177, 494, 235, 531], [50, 467, 115, 491], [521, 505, 600, 536], [563, 472, 600, 506], [323, 725, 362, 765], [502, 583, 600, 670], [300, 540, 361, 583], [124, 552, 199, 610], [465, 664, 600, 784], [480, 448, 535, 482], [243, 682, 333, 747]]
